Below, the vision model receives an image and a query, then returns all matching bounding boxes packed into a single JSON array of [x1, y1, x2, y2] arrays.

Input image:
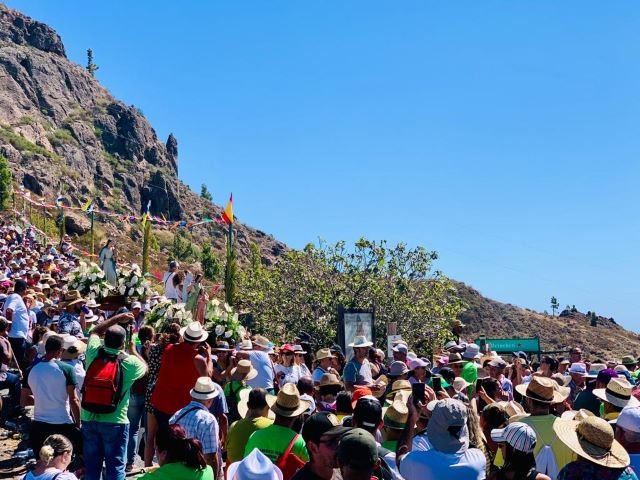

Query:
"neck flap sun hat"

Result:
[[593, 377, 640, 409], [553, 415, 630, 469], [266, 383, 310, 418], [515, 376, 570, 404], [227, 448, 283, 480], [349, 335, 373, 348]]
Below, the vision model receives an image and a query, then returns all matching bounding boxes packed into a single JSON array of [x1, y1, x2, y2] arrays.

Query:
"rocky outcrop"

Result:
[[0, 3, 287, 265]]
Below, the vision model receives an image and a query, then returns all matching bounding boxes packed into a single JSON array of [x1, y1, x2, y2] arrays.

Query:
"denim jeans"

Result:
[[0, 372, 21, 419], [126, 392, 146, 465], [82, 421, 129, 480]]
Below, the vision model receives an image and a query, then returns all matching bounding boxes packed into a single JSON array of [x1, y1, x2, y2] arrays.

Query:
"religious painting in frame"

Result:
[[337, 306, 375, 360]]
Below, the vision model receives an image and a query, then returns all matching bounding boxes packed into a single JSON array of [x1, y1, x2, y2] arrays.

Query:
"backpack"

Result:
[[81, 347, 125, 414], [275, 434, 306, 480], [374, 446, 394, 480]]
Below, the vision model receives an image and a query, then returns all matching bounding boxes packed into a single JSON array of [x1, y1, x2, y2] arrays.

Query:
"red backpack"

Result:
[[81, 347, 125, 414], [275, 434, 306, 480]]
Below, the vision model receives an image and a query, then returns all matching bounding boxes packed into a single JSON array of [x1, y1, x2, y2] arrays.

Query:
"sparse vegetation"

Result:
[[0, 125, 59, 160], [0, 155, 12, 210], [86, 48, 99, 77], [18, 115, 35, 126], [47, 128, 77, 146]]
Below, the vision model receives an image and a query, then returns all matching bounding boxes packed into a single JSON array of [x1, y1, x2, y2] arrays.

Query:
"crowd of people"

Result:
[[0, 220, 639, 480]]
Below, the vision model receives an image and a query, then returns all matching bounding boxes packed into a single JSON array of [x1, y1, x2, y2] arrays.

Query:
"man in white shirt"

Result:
[[162, 261, 179, 301], [245, 335, 275, 392], [28, 334, 82, 456], [4, 279, 30, 371]]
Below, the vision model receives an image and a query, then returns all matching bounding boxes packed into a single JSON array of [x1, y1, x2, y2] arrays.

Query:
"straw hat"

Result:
[[238, 388, 276, 420], [452, 377, 471, 392], [63, 290, 86, 307], [389, 379, 412, 395], [383, 397, 409, 430], [515, 376, 570, 404], [447, 352, 464, 365], [480, 351, 499, 366], [253, 335, 272, 349], [315, 373, 343, 392], [190, 377, 220, 401], [496, 400, 529, 423], [267, 383, 310, 418], [239, 339, 254, 350], [593, 378, 640, 409], [372, 375, 388, 399], [349, 335, 373, 348], [180, 322, 209, 343], [230, 359, 258, 382], [553, 416, 630, 468], [315, 348, 334, 362], [560, 408, 596, 422]]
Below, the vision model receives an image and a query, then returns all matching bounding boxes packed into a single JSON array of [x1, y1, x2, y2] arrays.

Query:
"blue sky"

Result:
[[7, 1, 640, 332]]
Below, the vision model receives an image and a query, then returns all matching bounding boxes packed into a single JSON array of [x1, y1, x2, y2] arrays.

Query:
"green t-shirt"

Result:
[[227, 416, 274, 463], [244, 424, 309, 463], [81, 334, 147, 424], [137, 462, 214, 480], [223, 380, 250, 402]]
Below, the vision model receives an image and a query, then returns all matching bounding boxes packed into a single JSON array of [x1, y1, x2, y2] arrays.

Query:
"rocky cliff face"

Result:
[[0, 4, 286, 264]]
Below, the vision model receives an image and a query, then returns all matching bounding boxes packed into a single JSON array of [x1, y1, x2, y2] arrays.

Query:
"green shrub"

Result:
[[47, 128, 77, 146], [0, 125, 59, 160]]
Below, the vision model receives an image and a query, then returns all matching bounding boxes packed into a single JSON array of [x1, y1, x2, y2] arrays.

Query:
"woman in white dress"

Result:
[[98, 239, 117, 286]]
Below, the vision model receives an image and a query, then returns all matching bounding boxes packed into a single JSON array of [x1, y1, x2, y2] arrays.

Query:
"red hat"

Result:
[[281, 344, 295, 353], [351, 386, 373, 409]]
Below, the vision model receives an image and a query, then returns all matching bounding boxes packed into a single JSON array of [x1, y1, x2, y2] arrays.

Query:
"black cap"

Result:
[[337, 428, 378, 469], [353, 397, 382, 431], [302, 412, 351, 444]]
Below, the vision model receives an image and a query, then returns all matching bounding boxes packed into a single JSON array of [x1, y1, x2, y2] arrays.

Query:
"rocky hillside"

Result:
[[0, 4, 286, 264], [456, 281, 640, 360]]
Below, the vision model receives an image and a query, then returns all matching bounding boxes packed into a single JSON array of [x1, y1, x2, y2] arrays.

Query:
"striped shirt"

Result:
[[170, 401, 219, 455]]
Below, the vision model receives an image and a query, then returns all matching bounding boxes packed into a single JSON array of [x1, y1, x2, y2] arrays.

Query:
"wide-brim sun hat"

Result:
[[315, 348, 335, 362], [267, 383, 310, 418], [593, 377, 640, 409], [190, 376, 219, 401], [238, 388, 275, 420], [462, 344, 481, 360], [349, 335, 373, 348], [553, 416, 630, 469], [180, 322, 209, 343], [228, 448, 283, 480], [515, 376, 570, 404], [252, 335, 272, 349], [230, 360, 258, 381]]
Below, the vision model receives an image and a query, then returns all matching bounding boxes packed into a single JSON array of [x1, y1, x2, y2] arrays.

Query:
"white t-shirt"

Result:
[[162, 271, 177, 300], [247, 350, 275, 390], [24, 470, 78, 480], [28, 359, 77, 424], [400, 447, 486, 480], [4, 293, 29, 339], [275, 364, 302, 388], [62, 358, 86, 394]]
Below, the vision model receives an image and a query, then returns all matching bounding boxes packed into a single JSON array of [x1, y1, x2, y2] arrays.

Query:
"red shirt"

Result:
[[150, 342, 201, 415]]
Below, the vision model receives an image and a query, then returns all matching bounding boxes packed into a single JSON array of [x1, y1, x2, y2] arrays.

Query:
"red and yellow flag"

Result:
[[222, 194, 233, 225]]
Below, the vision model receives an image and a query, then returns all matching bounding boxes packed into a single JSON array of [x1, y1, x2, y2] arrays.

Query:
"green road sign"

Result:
[[475, 337, 540, 353]]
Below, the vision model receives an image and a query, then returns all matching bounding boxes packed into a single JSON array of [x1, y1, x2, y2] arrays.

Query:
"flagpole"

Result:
[[90, 210, 95, 257], [59, 206, 65, 247], [42, 202, 46, 233]]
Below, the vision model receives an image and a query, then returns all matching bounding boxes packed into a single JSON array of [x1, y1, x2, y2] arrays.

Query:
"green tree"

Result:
[[236, 238, 465, 354], [201, 241, 221, 281], [590, 311, 598, 327], [550, 296, 559, 317], [141, 220, 151, 274], [86, 49, 99, 77], [200, 184, 212, 202], [224, 229, 237, 306], [171, 229, 194, 262], [0, 155, 12, 210]]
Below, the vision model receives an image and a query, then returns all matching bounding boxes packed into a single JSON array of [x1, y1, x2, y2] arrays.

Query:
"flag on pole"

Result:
[[55, 194, 64, 207], [81, 198, 94, 212], [222, 194, 233, 225], [141, 200, 151, 226]]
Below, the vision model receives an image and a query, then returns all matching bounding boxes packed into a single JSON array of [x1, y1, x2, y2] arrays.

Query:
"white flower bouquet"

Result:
[[117, 263, 153, 300], [204, 298, 245, 344], [67, 261, 113, 300], [146, 300, 193, 331]]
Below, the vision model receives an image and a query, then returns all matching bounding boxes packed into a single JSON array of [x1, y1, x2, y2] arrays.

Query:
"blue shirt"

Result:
[[170, 401, 219, 455]]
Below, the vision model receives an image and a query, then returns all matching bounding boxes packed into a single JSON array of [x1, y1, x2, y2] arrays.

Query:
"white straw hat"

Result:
[[190, 377, 219, 401]]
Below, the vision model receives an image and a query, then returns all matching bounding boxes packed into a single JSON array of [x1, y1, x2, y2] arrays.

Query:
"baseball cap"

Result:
[[301, 412, 351, 444], [392, 343, 408, 354], [351, 386, 373, 409], [353, 396, 382, 430], [597, 369, 619, 385], [491, 422, 537, 453], [488, 358, 507, 369], [617, 407, 640, 434], [337, 428, 378, 470]]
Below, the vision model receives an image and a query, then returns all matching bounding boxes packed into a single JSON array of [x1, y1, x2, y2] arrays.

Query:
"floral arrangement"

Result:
[[145, 300, 193, 331], [204, 298, 246, 344], [116, 263, 153, 300], [67, 262, 113, 300]]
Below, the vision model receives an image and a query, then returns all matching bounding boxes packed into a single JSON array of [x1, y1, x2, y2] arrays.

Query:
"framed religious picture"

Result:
[[337, 306, 375, 360]]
